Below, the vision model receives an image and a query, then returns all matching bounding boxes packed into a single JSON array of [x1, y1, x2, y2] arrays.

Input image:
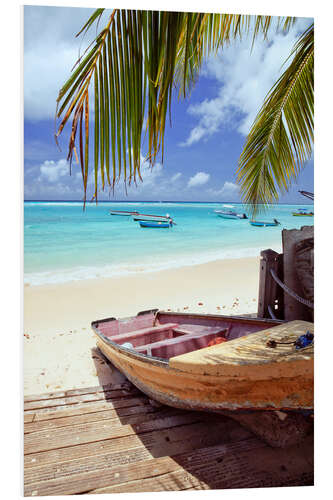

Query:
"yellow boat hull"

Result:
[[95, 320, 313, 412]]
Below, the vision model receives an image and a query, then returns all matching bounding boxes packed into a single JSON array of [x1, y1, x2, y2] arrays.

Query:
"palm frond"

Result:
[[237, 23, 314, 217], [55, 9, 298, 203]]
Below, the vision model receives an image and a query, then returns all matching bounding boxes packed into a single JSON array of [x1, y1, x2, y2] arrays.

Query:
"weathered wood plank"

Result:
[[24, 413, 204, 454], [25, 436, 255, 485], [24, 439, 260, 496], [24, 404, 174, 434], [169, 320, 313, 375], [24, 418, 251, 469], [24, 383, 134, 403], [24, 387, 140, 411], [24, 435, 313, 496], [90, 435, 313, 493], [24, 395, 150, 422]]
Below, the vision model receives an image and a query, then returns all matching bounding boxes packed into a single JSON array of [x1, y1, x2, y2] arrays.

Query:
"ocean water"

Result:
[[24, 201, 314, 286]]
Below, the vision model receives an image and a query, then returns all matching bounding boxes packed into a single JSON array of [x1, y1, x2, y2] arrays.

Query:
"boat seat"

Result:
[[136, 328, 228, 359], [109, 323, 179, 347], [173, 325, 229, 336]]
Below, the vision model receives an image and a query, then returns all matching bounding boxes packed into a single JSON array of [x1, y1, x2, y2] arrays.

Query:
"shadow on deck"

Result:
[[24, 348, 313, 496]]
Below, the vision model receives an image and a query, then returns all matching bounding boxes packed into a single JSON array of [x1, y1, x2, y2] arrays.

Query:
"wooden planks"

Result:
[[24, 383, 314, 495], [169, 320, 314, 375]]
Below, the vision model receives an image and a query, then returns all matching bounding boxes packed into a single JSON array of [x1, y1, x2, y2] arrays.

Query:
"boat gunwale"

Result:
[[91, 311, 285, 369]]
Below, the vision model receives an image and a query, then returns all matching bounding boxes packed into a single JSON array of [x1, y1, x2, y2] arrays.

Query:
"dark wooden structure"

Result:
[[258, 226, 314, 321], [24, 380, 313, 495]]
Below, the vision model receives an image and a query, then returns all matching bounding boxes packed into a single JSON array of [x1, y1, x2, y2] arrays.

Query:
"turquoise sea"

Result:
[[24, 201, 314, 286]]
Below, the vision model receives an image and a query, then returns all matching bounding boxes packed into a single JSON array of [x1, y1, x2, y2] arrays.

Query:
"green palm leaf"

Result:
[[237, 23, 314, 217], [55, 9, 307, 209]]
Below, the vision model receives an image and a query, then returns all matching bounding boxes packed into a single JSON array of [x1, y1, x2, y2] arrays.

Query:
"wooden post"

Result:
[[257, 249, 281, 319], [282, 226, 314, 322]]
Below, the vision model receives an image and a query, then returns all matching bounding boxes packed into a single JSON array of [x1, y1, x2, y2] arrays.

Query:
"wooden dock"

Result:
[[24, 382, 314, 495]]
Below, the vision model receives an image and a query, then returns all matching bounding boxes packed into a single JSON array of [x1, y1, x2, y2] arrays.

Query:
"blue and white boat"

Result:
[[214, 210, 247, 220], [139, 220, 173, 228], [292, 208, 314, 217], [250, 219, 280, 227]]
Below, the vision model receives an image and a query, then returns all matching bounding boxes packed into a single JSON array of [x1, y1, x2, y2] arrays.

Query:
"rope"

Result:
[[267, 305, 277, 320], [270, 268, 314, 309]]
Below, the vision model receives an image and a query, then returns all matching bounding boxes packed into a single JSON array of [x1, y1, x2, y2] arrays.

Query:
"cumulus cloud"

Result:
[[24, 6, 110, 121], [171, 173, 182, 182], [187, 171, 210, 188], [38, 159, 69, 182], [181, 18, 312, 146], [208, 181, 239, 199]]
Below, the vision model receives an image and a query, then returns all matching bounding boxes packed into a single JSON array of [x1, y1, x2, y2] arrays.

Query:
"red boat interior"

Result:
[[94, 311, 280, 360]]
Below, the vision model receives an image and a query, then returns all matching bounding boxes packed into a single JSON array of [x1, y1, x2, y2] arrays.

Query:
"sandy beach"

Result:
[[24, 256, 260, 395]]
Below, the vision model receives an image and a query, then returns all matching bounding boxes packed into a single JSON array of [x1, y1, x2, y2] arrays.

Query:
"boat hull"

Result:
[[110, 210, 138, 216], [139, 221, 171, 228], [93, 313, 313, 412], [250, 221, 278, 227], [133, 214, 171, 222], [217, 213, 239, 219]]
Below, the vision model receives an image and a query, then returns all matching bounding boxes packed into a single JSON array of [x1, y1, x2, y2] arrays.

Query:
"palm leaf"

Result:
[[55, 9, 302, 204], [237, 23, 314, 217]]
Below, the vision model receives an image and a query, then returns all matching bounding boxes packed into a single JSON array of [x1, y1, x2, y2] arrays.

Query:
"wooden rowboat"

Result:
[[92, 310, 313, 412]]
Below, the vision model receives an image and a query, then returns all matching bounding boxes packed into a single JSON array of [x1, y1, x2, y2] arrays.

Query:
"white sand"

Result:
[[24, 256, 260, 395]]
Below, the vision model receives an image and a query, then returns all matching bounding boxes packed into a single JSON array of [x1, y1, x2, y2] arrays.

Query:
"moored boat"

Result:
[[250, 219, 280, 227], [133, 213, 172, 222], [215, 210, 247, 219], [292, 208, 314, 216], [92, 309, 313, 412], [110, 210, 139, 216], [139, 220, 173, 228]]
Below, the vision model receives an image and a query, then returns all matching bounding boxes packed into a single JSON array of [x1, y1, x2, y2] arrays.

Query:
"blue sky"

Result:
[[24, 6, 314, 203]]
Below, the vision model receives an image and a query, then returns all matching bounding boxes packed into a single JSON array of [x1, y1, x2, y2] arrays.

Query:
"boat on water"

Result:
[[110, 210, 139, 216], [139, 220, 173, 228], [92, 309, 313, 412], [215, 210, 247, 220], [133, 213, 172, 222], [292, 208, 314, 216], [250, 219, 280, 227]]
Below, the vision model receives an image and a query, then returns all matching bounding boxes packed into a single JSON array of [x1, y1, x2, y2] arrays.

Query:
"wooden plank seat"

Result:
[[173, 325, 230, 336], [135, 328, 228, 359], [106, 323, 180, 348]]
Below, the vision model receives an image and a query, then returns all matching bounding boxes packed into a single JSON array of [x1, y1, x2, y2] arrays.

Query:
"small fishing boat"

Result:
[[133, 213, 172, 222], [139, 220, 173, 228], [92, 309, 313, 412], [110, 210, 139, 216], [215, 210, 247, 219], [250, 219, 280, 227], [292, 208, 314, 216]]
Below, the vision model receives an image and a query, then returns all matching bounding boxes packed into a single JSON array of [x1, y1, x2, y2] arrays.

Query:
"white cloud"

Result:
[[181, 18, 312, 146], [171, 173, 182, 182], [208, 181, 239, 198], [24, 6, 110, 121], [39, 159, 69, 182], [187, 171, 210, 188]]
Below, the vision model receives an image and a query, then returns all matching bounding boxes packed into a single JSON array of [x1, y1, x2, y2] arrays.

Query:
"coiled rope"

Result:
[[270, 269, 314, 309]]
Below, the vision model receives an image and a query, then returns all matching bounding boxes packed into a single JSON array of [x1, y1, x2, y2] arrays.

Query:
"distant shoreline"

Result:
[[24, 199, 314, 205]]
